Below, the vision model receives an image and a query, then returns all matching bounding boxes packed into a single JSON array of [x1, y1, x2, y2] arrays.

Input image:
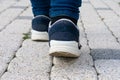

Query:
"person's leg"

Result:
[[49, 0, 82, 57], [50, 0, 82, 24], [30, 0, 50, 41], [30, 0, 50, 17]]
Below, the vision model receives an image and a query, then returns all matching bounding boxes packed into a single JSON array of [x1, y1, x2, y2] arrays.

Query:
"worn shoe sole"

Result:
[[49, 40, 80, 57], [31, 30, 48, 41]]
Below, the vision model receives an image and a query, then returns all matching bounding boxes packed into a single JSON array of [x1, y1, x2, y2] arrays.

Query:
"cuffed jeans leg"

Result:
[[30, 0, 50, 17], [50, 0, 82, 20]]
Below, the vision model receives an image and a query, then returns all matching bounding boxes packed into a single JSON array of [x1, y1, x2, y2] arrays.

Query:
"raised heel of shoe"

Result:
[[49, 40, 80, 57], [31, 30, 48, 41]]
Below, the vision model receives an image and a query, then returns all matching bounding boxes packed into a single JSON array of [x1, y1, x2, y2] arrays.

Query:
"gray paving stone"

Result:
[[17, 7, 33, 20], [81, 0, 120, 60], [0, 33, 23, 63], [1, 72, 50, 80], [0, 7, 32, 63], [0, 63, 7, 77], [89, 0, 109, 10], [2, 20, 31, 34], [51, 55, 96, 80], [80, 2, 102, 25], [0, 0, 15, 13], [102, 0, 120, 16], [51, 65, 97, 80], [1, 39, 52, 80], [113, 0, 120, 3], [0, 4, 32, 78], [1, 8, 32, 35], [2, 8, 32, 34], [78, 21, 94, 66], [3, 9, 32, 34], [97, 10, 120, 43], [95, 60, 120, 80], [50, 20, 97, 80], [0, 0, 30, 30], [90, 0, 120, 43], [0, 33, 23, 78]]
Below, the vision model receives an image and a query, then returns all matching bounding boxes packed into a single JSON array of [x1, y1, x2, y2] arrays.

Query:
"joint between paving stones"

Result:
[[0, 1, 18, 14], [89, 0, 120, 45], [101, 0, 120, 17], [49, 57, 54, 80], [0, 5, 30, 32], [0, 36, 26, 78], [81, 19, 99, 80]]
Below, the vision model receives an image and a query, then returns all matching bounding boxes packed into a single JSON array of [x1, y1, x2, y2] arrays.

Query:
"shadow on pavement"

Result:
[[91, 49, 120, 60]]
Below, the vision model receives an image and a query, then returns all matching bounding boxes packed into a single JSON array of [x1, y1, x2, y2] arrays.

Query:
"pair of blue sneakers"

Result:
[[31, 15, 81, 57]]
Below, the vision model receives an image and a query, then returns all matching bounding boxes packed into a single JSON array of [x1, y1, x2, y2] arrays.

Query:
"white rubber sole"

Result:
[[31, 30, 48, 41], [49, 40, 80, 57]]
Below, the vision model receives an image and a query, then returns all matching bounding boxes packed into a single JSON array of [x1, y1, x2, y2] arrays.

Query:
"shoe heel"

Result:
[[31, 30, 48, 41], [49, 40, 80, 57]]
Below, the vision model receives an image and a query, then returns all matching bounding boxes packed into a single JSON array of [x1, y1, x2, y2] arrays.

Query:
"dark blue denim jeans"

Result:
[[30, 0, 82, 20]]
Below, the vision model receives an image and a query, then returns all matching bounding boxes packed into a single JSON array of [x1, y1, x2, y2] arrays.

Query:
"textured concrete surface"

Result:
[[0, 0, 120, 80]]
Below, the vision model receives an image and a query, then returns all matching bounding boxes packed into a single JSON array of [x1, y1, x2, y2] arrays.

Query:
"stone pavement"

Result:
[[0, 0, 120, 80]]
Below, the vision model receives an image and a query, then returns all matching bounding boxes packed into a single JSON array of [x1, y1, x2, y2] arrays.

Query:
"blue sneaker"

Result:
[[49, 19, 81, 57], [31, 15, 50, 41]]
